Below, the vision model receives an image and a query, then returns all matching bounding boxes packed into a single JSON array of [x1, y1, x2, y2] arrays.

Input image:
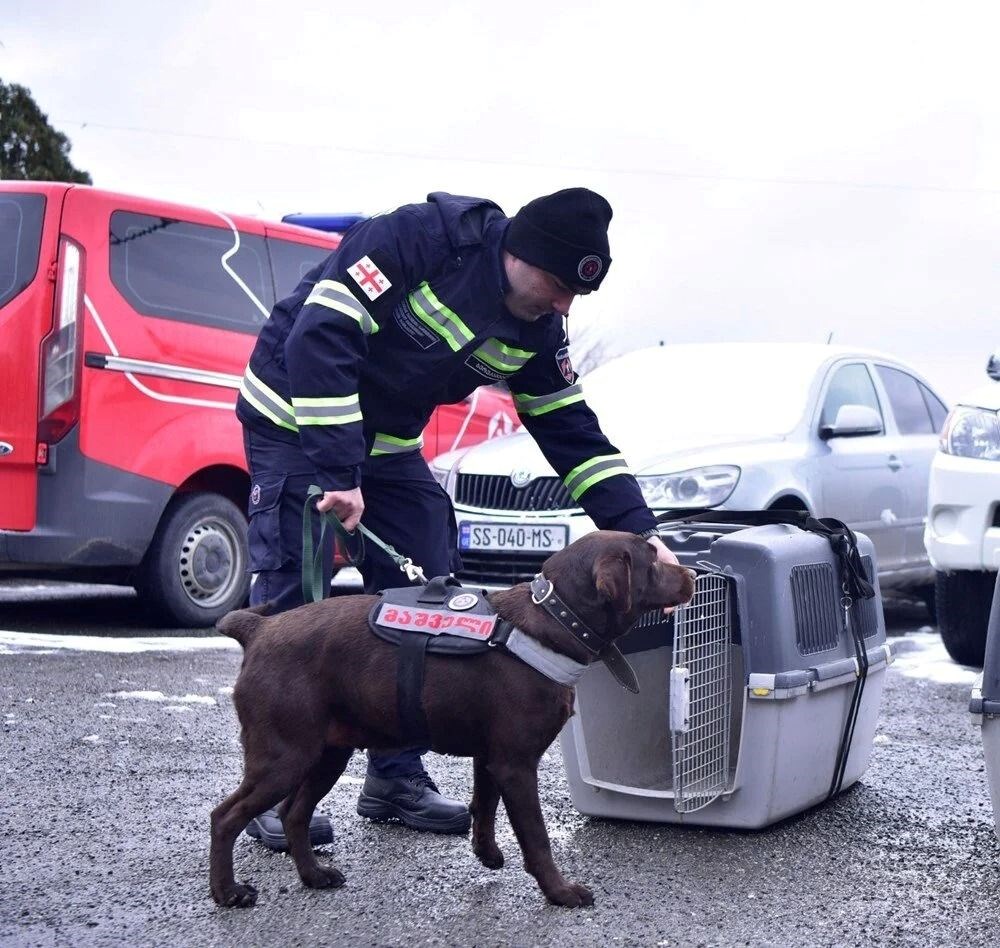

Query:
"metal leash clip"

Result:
[[401, 558, 428, 584]]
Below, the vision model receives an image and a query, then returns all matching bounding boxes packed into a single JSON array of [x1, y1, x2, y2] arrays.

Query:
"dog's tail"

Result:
[[216, 603, 270, 648]]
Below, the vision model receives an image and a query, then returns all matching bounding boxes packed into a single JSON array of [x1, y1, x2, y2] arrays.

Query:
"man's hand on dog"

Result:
[[647, 535, 688, 614], [317, 487, 364, 531], [647, 535, 679, 567]]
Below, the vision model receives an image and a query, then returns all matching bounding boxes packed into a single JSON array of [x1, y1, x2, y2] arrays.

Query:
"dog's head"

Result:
[[542, 530, 696, 635]]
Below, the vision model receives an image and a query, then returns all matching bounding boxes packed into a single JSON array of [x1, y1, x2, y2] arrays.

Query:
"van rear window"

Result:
[[109, 211, 274, 334], [0, 193, 45, 308], [268, 237, 331, 301]]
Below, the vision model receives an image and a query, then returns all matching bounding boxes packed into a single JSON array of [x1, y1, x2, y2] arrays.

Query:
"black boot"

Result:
[[356, 772, 471, 833], [245, 808, 334, 851]]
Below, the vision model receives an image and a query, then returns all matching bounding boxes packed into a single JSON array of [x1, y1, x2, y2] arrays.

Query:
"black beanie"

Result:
[[503, 188, 613, 290]]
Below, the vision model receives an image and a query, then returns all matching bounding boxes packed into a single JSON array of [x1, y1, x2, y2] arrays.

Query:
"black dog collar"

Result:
[[529, 573, 640, 694]]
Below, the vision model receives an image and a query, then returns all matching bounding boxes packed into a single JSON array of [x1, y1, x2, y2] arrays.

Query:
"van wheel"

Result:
[[136, 493, 249, 628], [935, 569, 996, 667]]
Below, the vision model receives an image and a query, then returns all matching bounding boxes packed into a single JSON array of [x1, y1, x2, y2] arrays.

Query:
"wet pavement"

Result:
[[1, 585, 999, 947]]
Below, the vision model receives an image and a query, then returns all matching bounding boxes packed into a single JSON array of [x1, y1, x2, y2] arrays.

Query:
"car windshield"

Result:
[[581, 347, 819, 438]]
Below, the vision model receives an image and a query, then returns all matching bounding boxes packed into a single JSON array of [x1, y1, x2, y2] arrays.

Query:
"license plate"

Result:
[[458, 521, 568, 553]]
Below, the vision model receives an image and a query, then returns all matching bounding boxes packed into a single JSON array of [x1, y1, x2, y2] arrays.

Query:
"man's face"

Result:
[[503, 254, 588, 322]]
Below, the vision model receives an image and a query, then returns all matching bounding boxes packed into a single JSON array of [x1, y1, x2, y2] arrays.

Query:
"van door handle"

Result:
[[887, 454, 902, 472]]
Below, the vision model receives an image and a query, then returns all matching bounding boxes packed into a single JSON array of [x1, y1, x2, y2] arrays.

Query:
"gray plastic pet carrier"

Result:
[[560, 515, 893, 828], [969, 573, 1000, 839]]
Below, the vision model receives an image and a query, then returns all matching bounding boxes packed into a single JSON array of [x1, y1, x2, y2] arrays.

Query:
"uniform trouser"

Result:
[[242, 427, 460, 779]]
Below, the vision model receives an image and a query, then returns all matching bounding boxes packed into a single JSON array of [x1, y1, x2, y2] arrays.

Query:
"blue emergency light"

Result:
[[281, 213, 368, 233]]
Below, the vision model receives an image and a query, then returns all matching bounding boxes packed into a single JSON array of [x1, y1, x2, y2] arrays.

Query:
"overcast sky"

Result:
[[4, 0, 1000, 402]]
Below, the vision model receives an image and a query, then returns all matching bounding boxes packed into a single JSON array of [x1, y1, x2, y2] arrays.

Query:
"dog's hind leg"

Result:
[[471, 755, 504, 870], [490, 757, 594, 908], [209, 756, 312, 908], [282, 746, 354, 890]]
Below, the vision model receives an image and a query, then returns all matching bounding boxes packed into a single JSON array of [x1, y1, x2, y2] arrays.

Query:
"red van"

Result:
[[0, 183, 515, 625]]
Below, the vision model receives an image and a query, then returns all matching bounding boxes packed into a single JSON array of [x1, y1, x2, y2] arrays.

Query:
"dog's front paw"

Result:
[[545, 880, 594, 908], [300, 864, 346, 890], [473, 839, 504, 870], [213, 882, 258, 908]]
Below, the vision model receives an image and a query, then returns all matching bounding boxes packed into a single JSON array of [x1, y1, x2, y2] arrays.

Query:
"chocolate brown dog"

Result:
[[209, 530, 695, 908]]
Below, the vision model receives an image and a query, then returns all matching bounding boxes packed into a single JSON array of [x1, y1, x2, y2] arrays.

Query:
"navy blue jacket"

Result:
[[236, 193, 657, 534]]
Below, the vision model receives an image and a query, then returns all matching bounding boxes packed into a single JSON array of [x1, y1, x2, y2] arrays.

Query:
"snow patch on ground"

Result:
[[891, 631, 980, 685], [105, 690, 218, 705], [0, 631, 238, 654]]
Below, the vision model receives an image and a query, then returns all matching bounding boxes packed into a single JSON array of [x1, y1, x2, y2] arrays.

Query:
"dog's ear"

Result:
[[594, 550, 632, 613]]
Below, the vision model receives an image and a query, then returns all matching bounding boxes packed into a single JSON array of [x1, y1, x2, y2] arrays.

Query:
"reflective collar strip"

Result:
[[503, 627, 589, 686], [240, 366, 297, 432], [370, 432, 424, 456], [291, 394, 362, 426], [473, 339, 535, 373], [408, 282, 474, 352], [563, 453, 631, 502], [304, 280, 379, 335], [514, 383, 584, 417]]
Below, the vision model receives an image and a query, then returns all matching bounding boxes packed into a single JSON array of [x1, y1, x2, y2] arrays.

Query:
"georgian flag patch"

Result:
[[348, 256, 392, 301]]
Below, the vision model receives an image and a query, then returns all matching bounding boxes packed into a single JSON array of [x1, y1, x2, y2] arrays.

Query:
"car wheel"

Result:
[[935, 569, 997, 667], [136, 492, 250, 628]]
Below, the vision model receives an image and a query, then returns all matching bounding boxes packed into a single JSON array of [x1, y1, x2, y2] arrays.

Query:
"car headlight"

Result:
[[940, 406, 1000, 461], [636, 465, 740, 509]]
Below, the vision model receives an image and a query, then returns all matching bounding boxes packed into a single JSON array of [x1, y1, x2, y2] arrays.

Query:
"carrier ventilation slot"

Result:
[[790, 562, 840, 654], [670, 573, 732, 813], [853, 555, 879, 640]]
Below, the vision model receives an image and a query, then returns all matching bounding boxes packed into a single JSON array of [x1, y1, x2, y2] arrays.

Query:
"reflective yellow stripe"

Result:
[[240, 367, 298, 431], [563, 454, 631, 502], [292, 393, 362, 426], [473, 338, 535, 373], [408, 282, 474, 352], [514, 384, 585, 417], [304, 280, 378, 335], [370, 432, 424, 456]]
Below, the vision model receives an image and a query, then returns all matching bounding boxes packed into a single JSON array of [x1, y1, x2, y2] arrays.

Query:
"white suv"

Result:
[[925, 355, 1000, 665]]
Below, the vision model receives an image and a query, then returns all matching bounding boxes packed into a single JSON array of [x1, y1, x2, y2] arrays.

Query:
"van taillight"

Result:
[[38, 238, 84, 446]]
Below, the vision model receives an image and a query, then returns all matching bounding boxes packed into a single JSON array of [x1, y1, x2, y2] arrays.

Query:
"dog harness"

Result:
[[368, 574, 638, 745]]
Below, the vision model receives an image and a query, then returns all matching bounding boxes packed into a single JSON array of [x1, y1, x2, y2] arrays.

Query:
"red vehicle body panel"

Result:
[[0, 183, 66, 529]]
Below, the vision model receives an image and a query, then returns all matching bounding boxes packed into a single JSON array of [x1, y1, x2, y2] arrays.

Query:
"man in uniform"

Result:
[[236, 187, 678, 849]]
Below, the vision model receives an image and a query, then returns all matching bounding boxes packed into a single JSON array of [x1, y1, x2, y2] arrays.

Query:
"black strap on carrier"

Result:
[[656, 508, 877, 800]]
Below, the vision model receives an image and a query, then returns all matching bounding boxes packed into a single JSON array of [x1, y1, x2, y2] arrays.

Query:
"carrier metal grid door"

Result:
[[670, 572, 732, 812]]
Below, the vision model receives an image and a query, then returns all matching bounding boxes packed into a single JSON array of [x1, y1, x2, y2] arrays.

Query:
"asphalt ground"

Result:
[[1, 582, 999, 948]]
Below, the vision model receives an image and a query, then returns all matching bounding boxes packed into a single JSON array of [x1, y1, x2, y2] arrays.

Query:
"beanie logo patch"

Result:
[[555, 345, 574, 383], [578, 255, 603, 282]]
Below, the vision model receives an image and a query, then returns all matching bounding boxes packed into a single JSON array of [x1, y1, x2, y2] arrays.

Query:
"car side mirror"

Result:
[[819, 404, 884, 440], [987, 351, 1000, 382]]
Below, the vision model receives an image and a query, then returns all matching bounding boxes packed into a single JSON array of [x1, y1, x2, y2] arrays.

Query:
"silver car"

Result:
[[433, 343, 948, 601]]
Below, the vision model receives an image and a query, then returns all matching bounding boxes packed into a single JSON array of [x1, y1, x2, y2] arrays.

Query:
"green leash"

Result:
[[301, 484, 428, 603]]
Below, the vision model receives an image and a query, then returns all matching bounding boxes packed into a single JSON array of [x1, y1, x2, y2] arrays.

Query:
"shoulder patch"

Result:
[[555, 345, 574, 383], [348, 256, 392, 301]]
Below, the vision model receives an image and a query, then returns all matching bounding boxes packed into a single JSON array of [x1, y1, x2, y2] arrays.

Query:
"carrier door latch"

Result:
[[669, 666, 691, 733]]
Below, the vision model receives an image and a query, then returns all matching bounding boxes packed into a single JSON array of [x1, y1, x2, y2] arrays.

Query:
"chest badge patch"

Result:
[[448, 593, 479, 611], [348, 256, 392, 301]]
